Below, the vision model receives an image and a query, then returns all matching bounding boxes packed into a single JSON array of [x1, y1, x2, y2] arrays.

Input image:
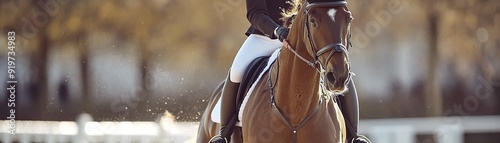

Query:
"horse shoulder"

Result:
[[241, 74, 287, 142]]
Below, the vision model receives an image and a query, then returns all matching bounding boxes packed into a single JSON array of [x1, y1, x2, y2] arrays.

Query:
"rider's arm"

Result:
[[246, 0, 280, 38]]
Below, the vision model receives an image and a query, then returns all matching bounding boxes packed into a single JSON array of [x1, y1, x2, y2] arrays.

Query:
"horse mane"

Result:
[[281, 0, 305, 27]]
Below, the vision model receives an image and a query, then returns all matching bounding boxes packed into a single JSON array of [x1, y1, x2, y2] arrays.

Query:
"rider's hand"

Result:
[[274, 26, 290, 42]]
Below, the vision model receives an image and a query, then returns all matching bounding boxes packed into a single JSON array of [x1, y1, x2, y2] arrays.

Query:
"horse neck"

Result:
[[272, 31, 321, 126]]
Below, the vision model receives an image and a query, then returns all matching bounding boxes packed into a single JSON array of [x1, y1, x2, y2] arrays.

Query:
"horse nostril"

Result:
[[326, 72, 336, 84]]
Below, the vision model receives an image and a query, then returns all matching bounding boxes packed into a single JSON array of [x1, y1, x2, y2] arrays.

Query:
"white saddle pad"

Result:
[[211, 49, 281, 127]]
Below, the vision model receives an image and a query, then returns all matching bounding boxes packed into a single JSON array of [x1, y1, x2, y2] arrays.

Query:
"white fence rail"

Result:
[[358, 116, 500, 143], [1, 115, 499, 143], [0, 114, 198, 143]]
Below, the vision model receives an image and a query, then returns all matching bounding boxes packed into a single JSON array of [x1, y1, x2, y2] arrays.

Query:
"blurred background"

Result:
[[0, 0, 499, 142]]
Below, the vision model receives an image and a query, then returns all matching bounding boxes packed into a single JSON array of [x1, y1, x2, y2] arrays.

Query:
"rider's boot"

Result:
[[209, 70, 240, 143], [339, 79, 371, 143]]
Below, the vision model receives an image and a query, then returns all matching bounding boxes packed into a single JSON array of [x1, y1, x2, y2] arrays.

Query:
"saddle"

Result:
[[234, 56, 269, 110], [212, 56, 269, 142], [211, 55, 273, 126]]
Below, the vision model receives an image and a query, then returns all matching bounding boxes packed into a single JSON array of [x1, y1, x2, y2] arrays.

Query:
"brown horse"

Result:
[[198, 0, 353, 142]]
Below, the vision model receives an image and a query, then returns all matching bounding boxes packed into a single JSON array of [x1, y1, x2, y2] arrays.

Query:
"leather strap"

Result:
[[220, 113, 238, 139], [271, 99, 322, 143]]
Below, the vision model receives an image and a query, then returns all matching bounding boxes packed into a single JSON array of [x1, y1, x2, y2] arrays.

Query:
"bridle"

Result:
[[269, 1, 355, 143], [283, 1, 351, 74]]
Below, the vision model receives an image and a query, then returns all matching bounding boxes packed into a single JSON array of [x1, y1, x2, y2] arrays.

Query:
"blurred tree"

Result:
[[29, 0, 51, 119], [424, 0, 443, 117], [45, 0, 92, 115]]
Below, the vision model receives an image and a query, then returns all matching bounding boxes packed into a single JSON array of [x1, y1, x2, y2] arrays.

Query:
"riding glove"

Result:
[[274, 26, 290, 42]]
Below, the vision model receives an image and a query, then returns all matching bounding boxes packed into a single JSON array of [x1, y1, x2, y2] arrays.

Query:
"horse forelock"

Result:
[[281, 0, 306, 28]]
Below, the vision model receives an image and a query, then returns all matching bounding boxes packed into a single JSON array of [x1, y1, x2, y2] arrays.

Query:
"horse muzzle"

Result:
[[324, 71, 349, 93]]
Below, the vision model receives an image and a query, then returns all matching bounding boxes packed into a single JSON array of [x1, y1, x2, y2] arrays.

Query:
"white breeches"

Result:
[[230, 34, 282, 83]]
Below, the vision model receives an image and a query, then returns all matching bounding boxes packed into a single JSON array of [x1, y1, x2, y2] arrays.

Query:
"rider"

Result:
[[210, 0, 367, 143]]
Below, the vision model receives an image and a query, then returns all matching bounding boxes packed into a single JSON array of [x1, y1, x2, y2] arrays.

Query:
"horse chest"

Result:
[[241, 81, 345, 143]]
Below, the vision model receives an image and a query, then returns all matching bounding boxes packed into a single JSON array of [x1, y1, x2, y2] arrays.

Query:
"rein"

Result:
[[283, 40, 349, 74]]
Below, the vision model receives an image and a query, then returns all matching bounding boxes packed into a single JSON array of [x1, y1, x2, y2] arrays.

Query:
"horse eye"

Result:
[[310, 18, 317, 27]]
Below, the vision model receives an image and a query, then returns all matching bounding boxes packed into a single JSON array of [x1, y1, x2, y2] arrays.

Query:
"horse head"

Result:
[[284, 0, 353, 95]]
